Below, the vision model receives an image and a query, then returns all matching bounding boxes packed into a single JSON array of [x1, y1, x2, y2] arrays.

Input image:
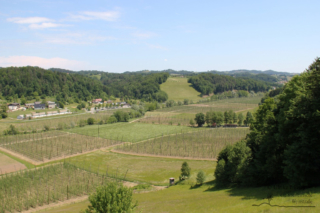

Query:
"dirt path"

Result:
[[110, 149, 217, 161]]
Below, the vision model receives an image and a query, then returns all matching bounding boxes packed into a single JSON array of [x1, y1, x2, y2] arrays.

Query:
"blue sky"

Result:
[[0, 0, 319, 73]]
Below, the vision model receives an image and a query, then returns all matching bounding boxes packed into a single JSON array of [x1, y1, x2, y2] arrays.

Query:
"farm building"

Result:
[[34, 104, 45, 110], [8, 103, 20, 110], [47, 101, 56, 109], [25, 103, 34, 109], [122, 104, 131, 108], [92, 99, 102, 104]]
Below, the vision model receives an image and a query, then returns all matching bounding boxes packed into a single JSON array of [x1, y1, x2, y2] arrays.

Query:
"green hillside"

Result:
[[160, 77, 201, 101]]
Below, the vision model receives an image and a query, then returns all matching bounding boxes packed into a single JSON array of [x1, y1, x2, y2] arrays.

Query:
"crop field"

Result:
[[115, 128, 250, 159], [67, 151, 216, 185], [0, 162, 115, 213], [0, 131, 121, 162], [66, 122, 198, 143], [160, 77, 201, 101]]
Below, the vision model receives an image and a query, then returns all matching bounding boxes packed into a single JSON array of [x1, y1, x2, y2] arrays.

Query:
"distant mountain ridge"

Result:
[[48, 67, 296, 76]]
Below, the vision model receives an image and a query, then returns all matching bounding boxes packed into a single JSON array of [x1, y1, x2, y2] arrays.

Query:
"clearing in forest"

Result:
[[160, 77, 201, 101]]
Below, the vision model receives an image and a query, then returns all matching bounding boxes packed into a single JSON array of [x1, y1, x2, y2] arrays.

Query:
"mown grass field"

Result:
[[39, 183, 320, 213], [66, 122, 198, 142], [160, 77, 201, 101], [66, 151, 216, 185]]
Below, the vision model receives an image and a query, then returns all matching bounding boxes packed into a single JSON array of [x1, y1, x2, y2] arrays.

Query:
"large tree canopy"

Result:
[[214, 58, 320, 188]]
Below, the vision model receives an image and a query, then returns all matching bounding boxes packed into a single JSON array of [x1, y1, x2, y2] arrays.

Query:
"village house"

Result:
[[25, 103, 34, 109], [34, 104, 45, 110], [8, 103, 20, 110], [122, 103, 131, 109], [92, 99, 102, 104], [47, 101, 56, 109]]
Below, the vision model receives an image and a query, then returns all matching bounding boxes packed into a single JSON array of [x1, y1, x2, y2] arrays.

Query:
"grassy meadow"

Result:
[[66, 151, 216, 185], [38, 183, 320, 213], [160, 77, 201, 101]]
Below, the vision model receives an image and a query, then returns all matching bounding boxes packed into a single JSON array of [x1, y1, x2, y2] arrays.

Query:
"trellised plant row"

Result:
[[0, 162, 122, 213], [115, 128, 250, 159], [0, 131, 122, 162]]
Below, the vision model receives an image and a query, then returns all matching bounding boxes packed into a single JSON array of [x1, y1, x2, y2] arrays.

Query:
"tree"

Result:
[[196, 170, 206, 185], [244, 112, 253, 126], [194, 113, 205, 127], [87, 118, 95, 125], [180, 162, 191, 180], [84, 182, 137, 213], [58, 101, 64, 109], [107, 116, 118, 124], [237, 113, 244, 126], [183, 99, 189, 105], [232, 112, 237, 123], [214, 112, 224, 127], [77, 105, 82, 110], [20, 97, 26, 105]]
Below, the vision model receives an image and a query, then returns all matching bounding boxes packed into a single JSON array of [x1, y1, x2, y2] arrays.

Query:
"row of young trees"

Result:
[[192, 110, 253, 127], [214, 58, 320, 188]]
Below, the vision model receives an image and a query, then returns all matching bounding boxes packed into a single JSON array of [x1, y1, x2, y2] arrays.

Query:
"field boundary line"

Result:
[[110, 149, 217, 161]]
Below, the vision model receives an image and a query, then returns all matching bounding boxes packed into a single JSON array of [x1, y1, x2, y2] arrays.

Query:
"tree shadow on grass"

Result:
[[204, 181, 320, 201]]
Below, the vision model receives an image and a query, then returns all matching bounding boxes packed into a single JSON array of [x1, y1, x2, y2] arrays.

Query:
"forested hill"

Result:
[[49, 67, 170, 102], [0, 66, 105, 101], [188, 73, 272, 95], [0, 67, 170, 102]]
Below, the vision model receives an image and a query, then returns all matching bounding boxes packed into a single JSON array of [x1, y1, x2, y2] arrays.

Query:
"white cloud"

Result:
[[0, 56, 86, 70], [41, 33, 117, 44], [164, 59, 167, 62], [29, 22, 63, 29], [7, 17, 63, 29], [70, 10, 120, 21], [7, 17, 53, 24]]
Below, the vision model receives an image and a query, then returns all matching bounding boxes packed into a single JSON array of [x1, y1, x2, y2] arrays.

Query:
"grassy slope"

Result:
[[66, 122, 197, 142], [39, 183, 320, 213], [161, 77, 201, 101], [66, 151, 216, 185]]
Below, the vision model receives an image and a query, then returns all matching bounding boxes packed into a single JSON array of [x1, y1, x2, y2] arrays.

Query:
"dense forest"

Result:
[[214, 58, 320, 188], [0, 66, 105, 102], [99, 72, 169, 102], [0, 67, 169, 103], [188, 73, 272, 95]]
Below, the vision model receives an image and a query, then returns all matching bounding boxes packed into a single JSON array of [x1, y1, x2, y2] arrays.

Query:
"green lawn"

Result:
[[161, 77, 201, 101], [66, 122, 197, 142], [39, 182, 320, 213], [66, 151, 216, 185]]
